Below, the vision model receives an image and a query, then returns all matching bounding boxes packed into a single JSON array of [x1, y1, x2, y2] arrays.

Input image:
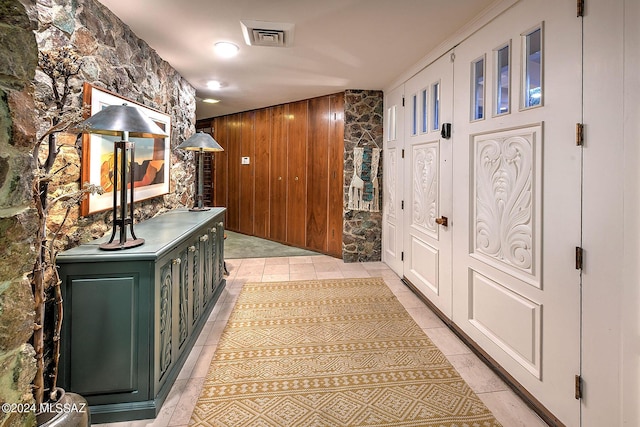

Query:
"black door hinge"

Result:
[[576, 247, 584, 270], [401, 200, 404, 210], [575, 374, 583, 399], [577, 0, 585, 17], [576, 123, 584, 146], [402, 96, 405, 107], [401, 251, 404, 261], [402, 149, 405, 158]]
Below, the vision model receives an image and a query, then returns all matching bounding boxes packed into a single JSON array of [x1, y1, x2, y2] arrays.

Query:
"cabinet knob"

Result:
[[172, 258, 181, 265], [295, 176, 299, 181], [188, 246, 196, 252], [218, 222, 224, 227], [278, 176, 282, 180], [200, 235, 209, 242]]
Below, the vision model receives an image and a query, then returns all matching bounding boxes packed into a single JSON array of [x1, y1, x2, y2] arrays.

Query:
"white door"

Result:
[[403, 53, 454, 318], [451, 1, 582, 425], [382, 85, 405, 276]]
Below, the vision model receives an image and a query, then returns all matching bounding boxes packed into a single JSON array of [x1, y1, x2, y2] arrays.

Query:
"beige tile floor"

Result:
[[94, 255, 548, 427]]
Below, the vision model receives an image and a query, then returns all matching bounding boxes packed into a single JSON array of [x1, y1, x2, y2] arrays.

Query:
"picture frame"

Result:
[[80, 83, 171, 216]]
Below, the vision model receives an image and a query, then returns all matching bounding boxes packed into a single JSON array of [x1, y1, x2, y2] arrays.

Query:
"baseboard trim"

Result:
[[401, 277, 565, 427]]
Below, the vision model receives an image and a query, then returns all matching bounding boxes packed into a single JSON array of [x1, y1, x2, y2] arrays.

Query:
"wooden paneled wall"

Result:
[[197, 92, 345, 258]]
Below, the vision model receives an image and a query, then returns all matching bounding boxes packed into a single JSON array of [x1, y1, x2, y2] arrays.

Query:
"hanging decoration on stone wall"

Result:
[[348, 130, 381, 212]]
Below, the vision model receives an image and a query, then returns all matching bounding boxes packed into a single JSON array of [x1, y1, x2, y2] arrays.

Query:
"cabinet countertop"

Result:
[[57, 208, 226, 263]]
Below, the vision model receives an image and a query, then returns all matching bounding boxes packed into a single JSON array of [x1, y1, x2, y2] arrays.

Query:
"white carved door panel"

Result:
[[403, 54, 453, 318], [451, 1, 582, 425], [382, 85, 405, 276]]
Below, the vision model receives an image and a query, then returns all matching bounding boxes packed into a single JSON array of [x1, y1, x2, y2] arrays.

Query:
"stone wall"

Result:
[[0, 1, 196, 425], [0, 2, 40, 426], [23, 0, 197, 249], [343, 90, 384, 262]]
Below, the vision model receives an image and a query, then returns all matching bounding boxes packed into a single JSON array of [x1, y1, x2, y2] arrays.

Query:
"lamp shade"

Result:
[[177, 132, 224, 152], [74, 104, 168, 138]]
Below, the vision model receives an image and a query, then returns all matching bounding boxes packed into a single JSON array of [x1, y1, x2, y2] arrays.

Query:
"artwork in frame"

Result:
[[80, 83, 171, 216]]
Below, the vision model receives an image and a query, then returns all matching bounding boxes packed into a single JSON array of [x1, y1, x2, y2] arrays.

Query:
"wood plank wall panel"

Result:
[[238, 111, 255, 235], [286, 100, 308, 248], [328, 94, 345, 258], [198, 92, 345, 257], [306, 96, 330, 252], [213, 116, 228, 209], [270, 105, 288, 243], [226, 113, 241, 230], [254, 108, 271, 238]]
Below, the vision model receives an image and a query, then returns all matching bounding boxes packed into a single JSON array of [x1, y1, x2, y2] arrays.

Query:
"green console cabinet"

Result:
[[57, 208, 226, 423]]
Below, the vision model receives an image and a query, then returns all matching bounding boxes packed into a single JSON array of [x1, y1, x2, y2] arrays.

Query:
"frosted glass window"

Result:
[[472, 57, 485, 120], [524, 27, 542, 108], [496, 45, 510, 115], [411, 94, 417, 136], [421, 89, 428, 133], [387, 106, 396, 141], [432, 82, 440, 131]]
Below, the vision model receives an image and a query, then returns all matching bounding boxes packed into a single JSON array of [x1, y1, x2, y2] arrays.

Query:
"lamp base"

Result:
[[99, 238, 145, 251], [189, 207, 211, 212]]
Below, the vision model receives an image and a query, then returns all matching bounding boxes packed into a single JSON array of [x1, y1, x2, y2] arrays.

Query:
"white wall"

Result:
[[622, 0, 640, 424]]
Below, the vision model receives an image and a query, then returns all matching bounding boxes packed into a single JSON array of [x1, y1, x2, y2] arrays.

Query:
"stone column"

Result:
[[343, 90, 384, 262]]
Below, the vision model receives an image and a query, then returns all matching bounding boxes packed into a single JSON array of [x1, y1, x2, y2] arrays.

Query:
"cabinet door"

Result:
[[208, 224, 219, 296], [199, 230, 212, 308], [270, 105, 288, 242], [176, 248, 189, 352], [188, 240, 201, 332], [156, 257, 174, 387], [215, 220, 225, 289], [287, 100, 308, 247]]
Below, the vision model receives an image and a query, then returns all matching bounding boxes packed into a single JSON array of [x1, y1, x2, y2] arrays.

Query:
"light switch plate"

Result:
[[241, 157, 250, 165]]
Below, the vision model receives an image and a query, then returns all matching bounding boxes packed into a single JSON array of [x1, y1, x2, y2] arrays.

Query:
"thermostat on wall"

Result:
[[241, 157, 250, 164]]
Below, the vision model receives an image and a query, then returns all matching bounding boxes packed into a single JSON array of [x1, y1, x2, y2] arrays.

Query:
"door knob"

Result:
[[435, 216, 448, 227]]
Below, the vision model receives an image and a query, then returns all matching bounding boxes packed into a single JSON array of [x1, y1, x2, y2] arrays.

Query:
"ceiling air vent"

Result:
[[240, 20, 295, 47]]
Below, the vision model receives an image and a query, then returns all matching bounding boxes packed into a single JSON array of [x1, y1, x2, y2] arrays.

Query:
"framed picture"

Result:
[[80, 83, 171, 216]]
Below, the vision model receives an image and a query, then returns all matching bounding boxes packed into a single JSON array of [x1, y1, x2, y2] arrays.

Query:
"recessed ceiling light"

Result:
[[202, 98, 220, 104], [214, 42, 239, 58], [207, 80, 222, 90]]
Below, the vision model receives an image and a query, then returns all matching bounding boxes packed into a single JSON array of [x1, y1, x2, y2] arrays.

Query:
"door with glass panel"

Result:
[[403, 53, 454, 318], [451, 1, 582, 424], [382, 85, 405, 276]]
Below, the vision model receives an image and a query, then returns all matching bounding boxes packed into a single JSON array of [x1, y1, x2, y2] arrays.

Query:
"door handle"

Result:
[[435, 216, 448, 227]]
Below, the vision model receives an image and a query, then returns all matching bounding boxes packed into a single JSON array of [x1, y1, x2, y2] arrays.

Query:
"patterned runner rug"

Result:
[[190, 277, 501, 427]]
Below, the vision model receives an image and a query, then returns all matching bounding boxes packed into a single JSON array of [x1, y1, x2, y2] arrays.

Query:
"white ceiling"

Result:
[[97, 0, 496, 119]]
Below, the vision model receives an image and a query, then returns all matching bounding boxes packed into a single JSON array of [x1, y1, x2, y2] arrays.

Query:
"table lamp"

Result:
[[75, 103, 168, 250], [176, 131, 224, 211]]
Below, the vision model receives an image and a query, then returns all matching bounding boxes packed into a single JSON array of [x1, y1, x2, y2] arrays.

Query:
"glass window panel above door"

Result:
[[495, 44, 510, 115], [421, 88, 428, 133], [432, 82, 440, 131], [472, 56, 485, 121], [523, 26, 543, 108], [411, 93, 417, 136]]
